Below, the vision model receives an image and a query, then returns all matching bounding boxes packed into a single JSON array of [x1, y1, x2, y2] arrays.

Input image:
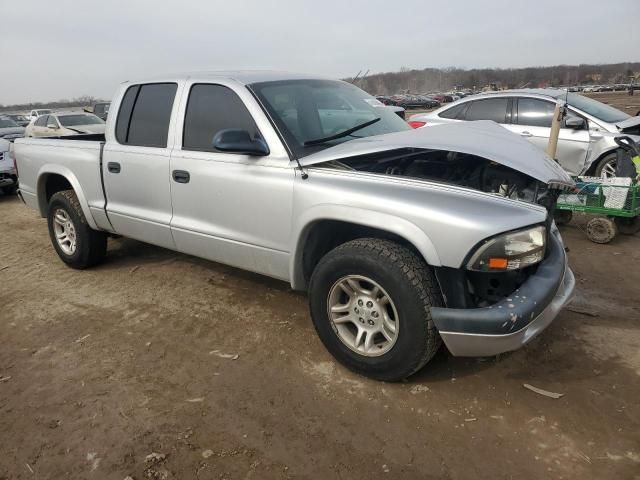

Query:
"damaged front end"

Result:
[[301, 121, 576, 356]]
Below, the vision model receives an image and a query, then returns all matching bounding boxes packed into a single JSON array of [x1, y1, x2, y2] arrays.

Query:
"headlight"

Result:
[[467, 226, 546, 272]]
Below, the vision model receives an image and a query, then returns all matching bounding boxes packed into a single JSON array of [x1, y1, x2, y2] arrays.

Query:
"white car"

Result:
[[29, 109, 52, 121], [25, 112, 106, 138]]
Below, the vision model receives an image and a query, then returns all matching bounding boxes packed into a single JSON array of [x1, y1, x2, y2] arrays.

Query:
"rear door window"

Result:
[[116, 83, 177, 147], [439, 102, 468, 119], [464, 98, 509, 123], [35, 116, 48, 127], [516, 98, 555, 128], [182, 84, 260, 152]]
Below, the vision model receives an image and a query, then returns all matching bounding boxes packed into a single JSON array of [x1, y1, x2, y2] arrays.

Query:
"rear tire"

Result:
[[47, 190, 107, 269], [615, 216, 640, 235], [554, 209, 573, 226], [308, 238, 442, 381]]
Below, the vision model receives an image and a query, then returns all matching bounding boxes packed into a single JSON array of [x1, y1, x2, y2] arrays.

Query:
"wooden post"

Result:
[[546, 102, 564, 159]]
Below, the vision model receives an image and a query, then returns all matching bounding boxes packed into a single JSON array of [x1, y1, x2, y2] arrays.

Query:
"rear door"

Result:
[[509, 97, 590, 174], [102, 82, 181, 249]]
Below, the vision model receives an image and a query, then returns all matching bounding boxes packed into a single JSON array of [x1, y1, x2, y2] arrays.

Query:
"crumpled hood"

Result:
[[296, 120, 574, 187], [616, 116, 640, 130]]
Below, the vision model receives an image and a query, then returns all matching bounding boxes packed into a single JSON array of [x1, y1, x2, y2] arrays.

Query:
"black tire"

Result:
[[308, 238, 442, 381], [586, 217, 617, 244], [594, 153, 617, 178], [554, 209, 573, 226], [47, 190, 107, 269], [615, 216, 640, 235]]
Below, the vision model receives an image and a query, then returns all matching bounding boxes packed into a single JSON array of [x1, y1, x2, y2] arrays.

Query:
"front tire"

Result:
[[594, 153, 617, 178], [308, 238, 442, 381], [47, 190, 107, 269]]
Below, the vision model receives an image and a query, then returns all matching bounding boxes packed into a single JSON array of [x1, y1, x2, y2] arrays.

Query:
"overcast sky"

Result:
[[2, 0, 639, 104]]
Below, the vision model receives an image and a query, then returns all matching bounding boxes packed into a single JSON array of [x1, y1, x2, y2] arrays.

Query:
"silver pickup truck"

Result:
[[14, 72, 575, 381]]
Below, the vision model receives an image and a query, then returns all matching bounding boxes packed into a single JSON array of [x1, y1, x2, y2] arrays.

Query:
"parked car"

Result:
[[29, 109, 52, 121], [0, 116, 26, 139], [409, 89, 640, 177], [25, 112, 106, 137], [15, 72, 575, 381], [0, 138, 18, 194], [4, 114, 31, 127], [86, 102, 111, 120]]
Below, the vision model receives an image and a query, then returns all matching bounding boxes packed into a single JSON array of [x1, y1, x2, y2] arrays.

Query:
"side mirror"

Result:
[[212, 129, 269, 156], [565, 117, 586, 130]]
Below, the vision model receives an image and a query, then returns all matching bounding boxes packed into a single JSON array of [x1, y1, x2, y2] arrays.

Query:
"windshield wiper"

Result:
[[303, 117, 381, 146]]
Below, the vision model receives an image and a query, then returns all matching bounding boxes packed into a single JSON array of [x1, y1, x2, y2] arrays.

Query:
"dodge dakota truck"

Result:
[[14, 72, 576, 381]]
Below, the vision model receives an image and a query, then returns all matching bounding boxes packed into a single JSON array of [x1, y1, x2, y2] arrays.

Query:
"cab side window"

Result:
[[182, 84, 261, 152], [115, 83, 178, 147]]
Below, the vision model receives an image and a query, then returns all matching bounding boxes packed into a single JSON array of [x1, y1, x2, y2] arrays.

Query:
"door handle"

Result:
[[520, 131, 532, 137], [172, 170, 190, 184], [107, 162, 121, 173]]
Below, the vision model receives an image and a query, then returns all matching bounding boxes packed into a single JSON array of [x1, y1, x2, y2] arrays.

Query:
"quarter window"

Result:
[[183, 84, 260, 152], [517, 98, 555, 128], [115, 83, 177, 147], [464, 98, 509, 123]]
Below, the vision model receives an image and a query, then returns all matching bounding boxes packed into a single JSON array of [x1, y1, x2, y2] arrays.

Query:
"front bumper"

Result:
[[431, 230, 575, 357]]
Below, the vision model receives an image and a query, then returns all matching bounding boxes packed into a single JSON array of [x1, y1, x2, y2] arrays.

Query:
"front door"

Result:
[[103, 82, 180, 249], [169, 82, 293, 280], [507, 97, 590, 175]]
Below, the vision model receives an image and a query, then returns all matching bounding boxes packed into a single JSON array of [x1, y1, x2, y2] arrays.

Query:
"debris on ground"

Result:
[[209, 350, 239, 360], [523, 383, 564, 399], [464, 417, 477, 422], [186, 397, 204, 403], [202, 449, 214, 458], [409, 385, 430, 395], [144, 452, 167, 464], [567, 306, 599, 317], [0, 375, 11, 383], [74, 334, 91, 344], [130, 266, 140, 274]]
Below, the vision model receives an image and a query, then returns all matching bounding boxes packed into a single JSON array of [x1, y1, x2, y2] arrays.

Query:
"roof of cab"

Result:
[[122, 70, 334, 86]]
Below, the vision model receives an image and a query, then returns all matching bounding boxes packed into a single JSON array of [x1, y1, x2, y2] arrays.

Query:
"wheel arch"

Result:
[[584, 148, 617, 176], [36, 166, 98, 229], [290, 206, 441, 291]]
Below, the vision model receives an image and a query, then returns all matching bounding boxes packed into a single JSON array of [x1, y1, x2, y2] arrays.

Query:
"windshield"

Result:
[[567, 93, 630, 123], [0, 117, 19, 128], [250, 79, 411, 158], [58, 114, 105, 127]]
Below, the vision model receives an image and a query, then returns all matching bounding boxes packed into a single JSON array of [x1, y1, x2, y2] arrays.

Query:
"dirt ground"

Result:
[[0, 192, 639, 480]]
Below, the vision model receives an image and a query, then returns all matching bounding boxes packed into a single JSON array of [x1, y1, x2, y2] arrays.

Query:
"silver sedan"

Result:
[[409, 89, 640, 177]]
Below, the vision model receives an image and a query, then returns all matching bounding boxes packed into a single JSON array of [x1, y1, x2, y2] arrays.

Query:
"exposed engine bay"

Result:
[[320, 148, 565, 308], [323, 147, 561, 213]]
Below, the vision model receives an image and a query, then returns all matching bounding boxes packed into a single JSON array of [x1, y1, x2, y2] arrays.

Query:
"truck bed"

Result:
[[14, 135, 109, 231]]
